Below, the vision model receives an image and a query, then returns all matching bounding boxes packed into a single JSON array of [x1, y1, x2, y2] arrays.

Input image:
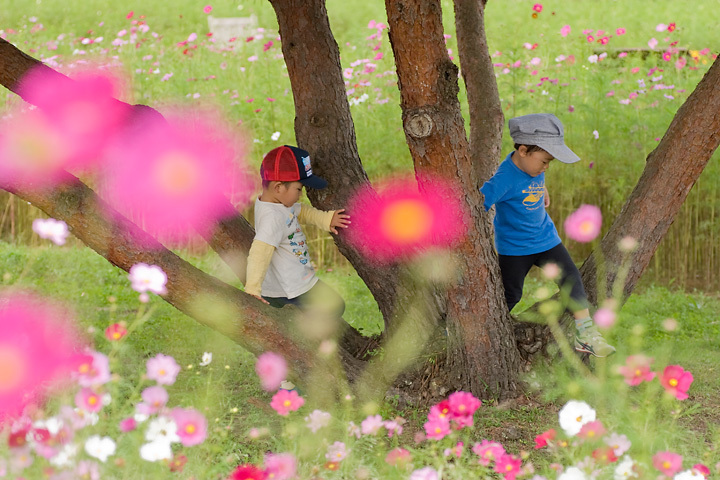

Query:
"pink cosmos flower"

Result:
[[648, 38, 659, 49], [564, 204, 602, 242], [305, 409, 332, 433], [410, 467, 439, 480], [560, 25, 571, 37], [75, 388, 104, 413], [662, 51, 673, 61], [618, 354, 656, 386], [532, 3, 543, 13], [660, 365, 693, 400], [577, 420, 606, 440], [473, 439, 506, 466], [101, 111, 252, 243], [203, 5, 212, 14], [346, 176, 467, 263], [171, 407, 207, 446], [73, 351, 111, 387], [361, 414, 385, 435], [325, 441, 348, 462], [447, 391, 481, 418], [692, 464, 710, 478], [255, 352, 287, 392], [653, 451, 683, 476], [534, 428, 556, 449], [427, 400, 451, 421], [146, 353, 181, 385], [104, 322, 128, 341], [141, 386, 169, 413], [32, 218, 69, 245], [594, 308, 616, 328], [675, 57, 687, 69], [15, 67, 128, 172], [0, 293, 84, 420], [119, 417, 137, 432], [385, 447, 412, 467], [656, 23, 668, 32], [616, 28, 626, 35], [128, 263, 167, 295], [76, 460, 100, 480], [264, 453, 297, 480], [495, 454, 522, 480], [604, 432, 631, 456], [423, 416, 451, 440], [270, 389, 304, 416]]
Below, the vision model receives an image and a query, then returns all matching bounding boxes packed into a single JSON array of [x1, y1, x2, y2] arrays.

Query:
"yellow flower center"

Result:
[[283, 400, 291, 407], [669, 378, 678, 387], [663, 461, 671, 469], [154, 152, 199, 196], [635, 368, 642, 376], [88, 395, 97, 405], [380, 199, 433, 244], [186, 424, 196, 434]]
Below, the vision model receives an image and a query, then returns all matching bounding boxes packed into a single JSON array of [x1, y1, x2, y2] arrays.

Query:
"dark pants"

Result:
[[498, 242, 588, 312]]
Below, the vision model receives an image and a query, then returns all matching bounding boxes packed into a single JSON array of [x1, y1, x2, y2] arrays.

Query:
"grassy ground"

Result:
[[2, 244, 720, 466]]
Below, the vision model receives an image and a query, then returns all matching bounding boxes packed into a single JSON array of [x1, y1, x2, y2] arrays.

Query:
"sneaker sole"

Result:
[[574, 340, 614, 358]]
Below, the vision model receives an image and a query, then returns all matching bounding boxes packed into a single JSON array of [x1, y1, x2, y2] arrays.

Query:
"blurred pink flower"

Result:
[[495, 454, 522, 480], [653, 451, 683, 476], [75, 388, 104, 413], [325, 441, 348, 462], [203, 5, 212, 14], [305, 409, 332, 433], [171, 407, 207, 446], [564, 204, 602, 242], [593, 308, 616, 328], [662, 51, 672, 61], [15, 67, 128, 172], [128, 263, 167, 295], [660, 365, 693, 400], [146, 353, 181, 385], [577, 420, 606, 440], [655, 23, 668, 32], [423, 416, 450, 440], [604, 432, 631, 456], [410, 467, 439, 480], [101, 112, 252, 243], [675, 57, 687, 69], [141, 386, 168, 413], [534, 428, 556, 449], [447, 391, 481, 422], [616, 28, 626, 35], [255, 352, 287, 392], [361, 414, 384, 435], [385, 447, 412, 467], [473, 439, 506, 466], [264, 453, 297, 480], [0, 293, 84, 420], [692, 464, 710, 478], [119, 417, 137, 432], [32, 218, 69, 245], [648, 38, 659, 49], [270, 389, 304, 416], [346, 176, 467, 263], [560, 25, 571, 37], [532, 3, 543, 13]]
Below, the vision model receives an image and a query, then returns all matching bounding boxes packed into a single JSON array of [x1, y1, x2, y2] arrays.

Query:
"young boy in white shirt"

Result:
[[244, 145, 350, 324]]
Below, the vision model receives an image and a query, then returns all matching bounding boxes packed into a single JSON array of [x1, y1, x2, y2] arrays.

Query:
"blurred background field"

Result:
[[1, 0, 719, 290]]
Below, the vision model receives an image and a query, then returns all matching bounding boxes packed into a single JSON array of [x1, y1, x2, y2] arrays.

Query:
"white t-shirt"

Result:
[[253, 199, 318, 298]]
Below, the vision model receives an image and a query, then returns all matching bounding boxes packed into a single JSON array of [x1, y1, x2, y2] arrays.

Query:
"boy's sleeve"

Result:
[[479, 174, 508, 212], [298, 204, 335, 232], [244, 240, 276, 296]]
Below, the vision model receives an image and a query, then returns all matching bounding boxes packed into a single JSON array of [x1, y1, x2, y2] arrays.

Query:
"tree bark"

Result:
[[580, 56, 720, 305], [384, 0, 521, 399]]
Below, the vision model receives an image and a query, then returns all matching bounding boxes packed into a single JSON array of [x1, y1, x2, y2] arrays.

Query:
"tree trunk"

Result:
[[384, 0, 521, 399], [580, 56, 720, 305]]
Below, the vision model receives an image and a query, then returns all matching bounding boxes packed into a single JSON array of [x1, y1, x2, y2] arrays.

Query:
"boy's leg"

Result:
[[537, 243, 615, 357], [293, 280, 346, 340], [498, 254, 537, 312]]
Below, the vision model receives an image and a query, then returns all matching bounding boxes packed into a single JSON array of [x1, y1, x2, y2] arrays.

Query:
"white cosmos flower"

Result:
[[614, 456, 638, 480], [145, 416, 180, 444], [84, 435, 116, 462], [558, 400, 596, 436], [128, 263, 167, 295], [200, 352, 213, 366], [140, 440, 174, 462], [558, 467, 588, 480], [32, 218, 69, 245], [49, 443, 78, 467], [271, 131, 281, 141], [674, 470, 705, 480]]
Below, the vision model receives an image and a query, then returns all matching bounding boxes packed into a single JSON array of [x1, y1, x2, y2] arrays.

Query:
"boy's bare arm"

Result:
[[329, 209, 351, 234], [544, 186, 550, 207]]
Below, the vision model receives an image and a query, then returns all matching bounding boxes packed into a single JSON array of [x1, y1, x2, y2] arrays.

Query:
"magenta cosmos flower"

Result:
[[73, 351, 111, 387], [255, 352, 287, 392], [660, 365, 693, 400], [270, 389, 304, 416], [16, 66, 128, 170], [101, 111, 254, 243], [495, 453, 522, 480], [617, 354, 656, 386], [75, 387, 104, 413], [653, 451, 683, 476], [346, 176, 467, 263], [564, 204, 602, 242], [0, 293, 84, 420], [171, 407, 208, 446], [146, 353, 181, 385]]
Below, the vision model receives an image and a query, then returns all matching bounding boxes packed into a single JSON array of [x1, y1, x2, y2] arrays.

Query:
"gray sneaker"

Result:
[[575, 327, 616, 357]]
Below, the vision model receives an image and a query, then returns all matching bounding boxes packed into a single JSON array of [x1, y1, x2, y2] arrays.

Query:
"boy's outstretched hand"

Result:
[[330, 209, 351, 234]]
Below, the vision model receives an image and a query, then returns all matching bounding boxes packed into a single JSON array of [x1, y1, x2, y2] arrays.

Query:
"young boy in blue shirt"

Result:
[[480, 113, 615, 357]]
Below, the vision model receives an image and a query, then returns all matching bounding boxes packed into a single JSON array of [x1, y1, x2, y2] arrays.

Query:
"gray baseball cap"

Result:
[[508, 113, 581, 164]]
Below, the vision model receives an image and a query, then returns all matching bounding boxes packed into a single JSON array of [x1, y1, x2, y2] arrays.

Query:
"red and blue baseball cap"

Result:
[[260, 145, 328, 189]]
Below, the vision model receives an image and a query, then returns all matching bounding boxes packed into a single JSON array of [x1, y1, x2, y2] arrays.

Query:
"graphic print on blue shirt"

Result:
[[522, 181, 545, 209]]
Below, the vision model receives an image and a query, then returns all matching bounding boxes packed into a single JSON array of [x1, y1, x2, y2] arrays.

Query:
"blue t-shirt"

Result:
[[480, 153, 561, 256]]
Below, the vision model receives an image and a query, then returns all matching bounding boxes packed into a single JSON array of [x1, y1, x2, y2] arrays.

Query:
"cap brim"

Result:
[[540, 143, 581, 164], [299, 175, 328, 189]]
